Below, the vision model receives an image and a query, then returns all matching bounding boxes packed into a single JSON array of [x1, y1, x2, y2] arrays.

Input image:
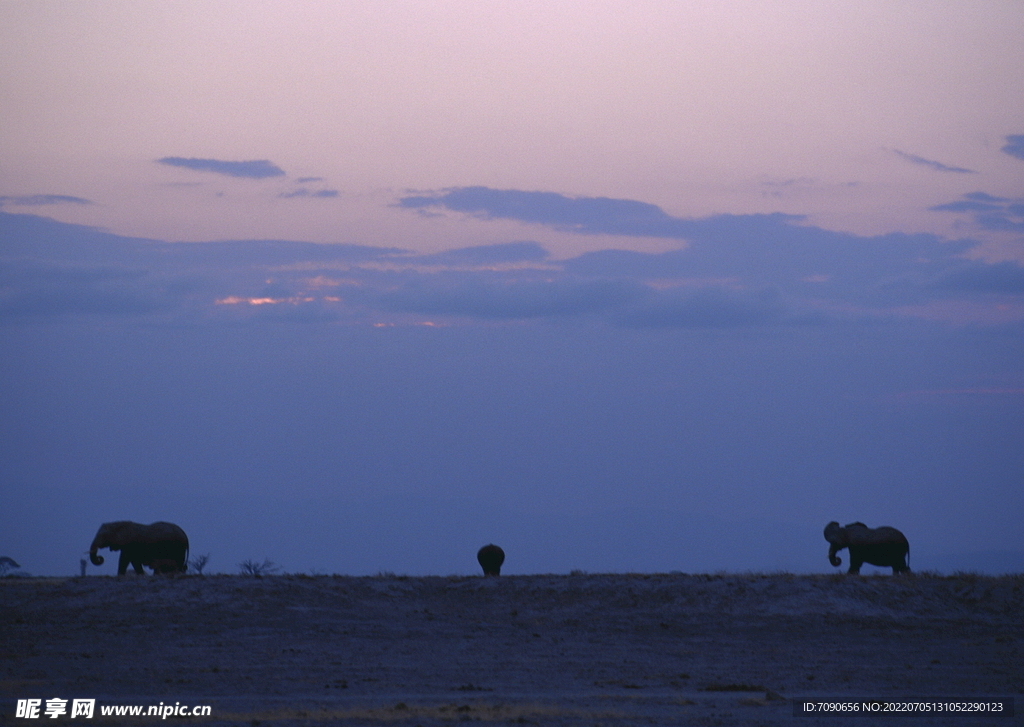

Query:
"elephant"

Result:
[[89, 521, 189, 575], [477, 544, 505, 576], [824, 521, 910, 574]]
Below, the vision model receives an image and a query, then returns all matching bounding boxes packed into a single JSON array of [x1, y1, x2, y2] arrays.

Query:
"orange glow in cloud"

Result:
[[215, 296, 318, 306], [305, 276, 341, 288]]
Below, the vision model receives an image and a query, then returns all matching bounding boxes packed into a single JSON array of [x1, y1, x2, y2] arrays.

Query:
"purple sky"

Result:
[[1, 3, 1022, 575]]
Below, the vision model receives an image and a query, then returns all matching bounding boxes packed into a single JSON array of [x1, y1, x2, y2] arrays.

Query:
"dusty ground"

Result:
[[1, 573, 1021, 726]]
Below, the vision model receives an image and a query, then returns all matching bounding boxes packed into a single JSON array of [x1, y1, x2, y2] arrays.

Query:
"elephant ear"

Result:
[[823, 521, 842, 543], [106, 521, 135, 547]]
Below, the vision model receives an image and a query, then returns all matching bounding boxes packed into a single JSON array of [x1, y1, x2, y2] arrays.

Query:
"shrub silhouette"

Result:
[[239, 558, 279, 577]]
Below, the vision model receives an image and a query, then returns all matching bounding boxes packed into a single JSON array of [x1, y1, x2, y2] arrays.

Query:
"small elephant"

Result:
[[824, 521, 910, 574], [477, 544, 505, 576], [89, 521, 189, 575], [150, 558, 182, 575]]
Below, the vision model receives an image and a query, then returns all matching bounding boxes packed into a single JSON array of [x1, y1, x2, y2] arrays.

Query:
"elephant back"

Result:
[[845, 525, 906, 546], [141, 522, 189, 545]]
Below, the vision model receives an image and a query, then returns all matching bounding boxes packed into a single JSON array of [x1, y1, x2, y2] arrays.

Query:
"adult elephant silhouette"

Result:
[[89, 521, 189, 575], [477, 544, 505, 576], [824, 521, 910, 574]]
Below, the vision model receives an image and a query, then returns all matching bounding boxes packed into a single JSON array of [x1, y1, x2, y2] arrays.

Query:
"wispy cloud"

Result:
[[933, 262, 1024, 294], [1001, 134, 1024, 161], [896, 387, 1024, 400], [399, 186, 822, 244], [411, 241, 548, 267], [3, 200, 1021, 328], [156, 157, 285, 179], [399, 186, 712, 239], [965, 192, 1011, 202], [891, 149, 976, 174], [0, 194, 93, 206], [375, 278, 645, 320], [279, 188, 339, 199], [930, 192, 1024, 232], [0, 259, 174, 317], [621, 288, 785, 328]]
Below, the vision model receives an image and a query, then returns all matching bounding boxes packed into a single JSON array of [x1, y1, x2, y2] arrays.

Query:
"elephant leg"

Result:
[[151, 559, 178, 575], [847, 552, 863, 574], [122, 548, 145, 574], [117, 552, 131, 575]]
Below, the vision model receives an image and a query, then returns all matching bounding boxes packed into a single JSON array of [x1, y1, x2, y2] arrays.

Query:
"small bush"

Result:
[[239, 558, 280, 577], [189, 554, 211, 575]]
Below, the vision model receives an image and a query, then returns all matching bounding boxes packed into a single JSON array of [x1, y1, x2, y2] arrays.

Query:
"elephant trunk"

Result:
[[89, 542, 104, 566], [828, 544, 842, 567]]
